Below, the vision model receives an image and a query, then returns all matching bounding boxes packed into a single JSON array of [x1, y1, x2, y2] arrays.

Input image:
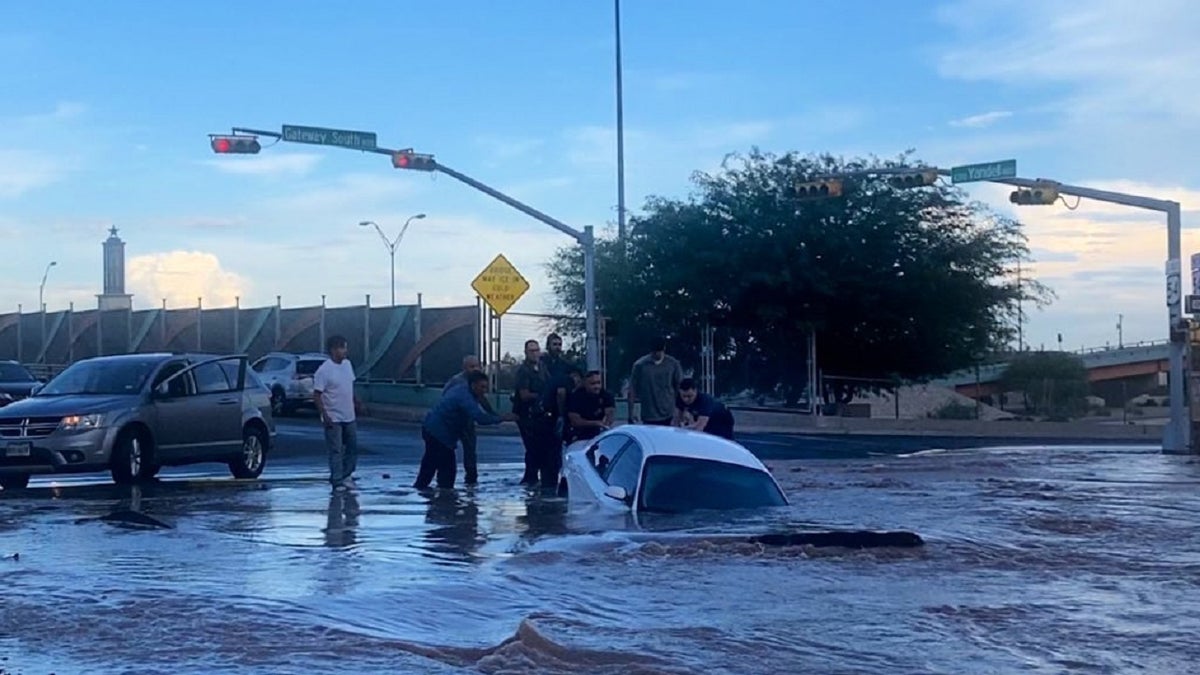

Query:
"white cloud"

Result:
[[0, 150, 65, 198], [126, 251, 249, 309], [933, 0, 1200, 171], [949, 111, 1012, 129], [203, 153, 322, 177]]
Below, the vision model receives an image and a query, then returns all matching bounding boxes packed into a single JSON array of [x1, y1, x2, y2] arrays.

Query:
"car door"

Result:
[[187, 356, 244, 458], [152, 356, 242, 461], [151, 359, 200, 461]]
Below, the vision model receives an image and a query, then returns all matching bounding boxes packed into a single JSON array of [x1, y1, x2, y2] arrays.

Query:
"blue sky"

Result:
[[2, 0, 1198, 353]]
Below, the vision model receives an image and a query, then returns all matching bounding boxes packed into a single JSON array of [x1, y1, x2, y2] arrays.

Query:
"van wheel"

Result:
[[230, 426, 267, 479], [111, 430, 154, 485], [0, 474, 30, 491]]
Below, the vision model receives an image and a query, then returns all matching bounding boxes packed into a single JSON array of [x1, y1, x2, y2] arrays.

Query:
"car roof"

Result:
[[608, 425, 767, 472], [78, 352, 174, 363], [257, 351, 327, 360]]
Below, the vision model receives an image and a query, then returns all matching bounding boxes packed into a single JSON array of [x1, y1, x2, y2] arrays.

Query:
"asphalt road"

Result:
[[272, 416, 1158, 466]]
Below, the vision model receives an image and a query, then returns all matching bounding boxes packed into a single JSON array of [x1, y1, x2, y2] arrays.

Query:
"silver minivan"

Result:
[[0, 352, 275, 490]]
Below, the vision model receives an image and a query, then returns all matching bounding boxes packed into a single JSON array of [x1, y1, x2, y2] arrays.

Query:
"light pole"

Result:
[[39, 261, 56, 314], [359, 214, 426, 306], [39, 261, 56, 364], [614, 0, 627, 244]]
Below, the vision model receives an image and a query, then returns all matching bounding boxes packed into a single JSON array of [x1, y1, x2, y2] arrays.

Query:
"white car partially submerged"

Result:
[[560, 425, 788, 514]]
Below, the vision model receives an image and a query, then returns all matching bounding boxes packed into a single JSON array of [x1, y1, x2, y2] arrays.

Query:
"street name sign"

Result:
[[281, 124, 377, 150], [950, 159, 1017, 184], [471, 254, 530, 316]]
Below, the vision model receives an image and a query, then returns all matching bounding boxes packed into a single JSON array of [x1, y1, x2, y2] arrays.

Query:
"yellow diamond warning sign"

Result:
[[471, 254, 530, 317]]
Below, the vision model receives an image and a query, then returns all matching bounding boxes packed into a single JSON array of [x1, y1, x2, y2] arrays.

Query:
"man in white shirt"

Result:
[[313, 335, 361, 492]]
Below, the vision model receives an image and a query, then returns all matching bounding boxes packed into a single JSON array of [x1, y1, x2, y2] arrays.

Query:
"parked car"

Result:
[[559, 425, 789, 514], [251, 351, 327, 416], [0, 361, 40, 408], [0, 352, 275, 490]]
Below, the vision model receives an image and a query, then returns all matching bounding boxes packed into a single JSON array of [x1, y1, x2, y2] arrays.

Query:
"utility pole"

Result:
[[1016, 259, 1023, 352], [614, 0, 628, 244], [1117, 313, 1124, 349]]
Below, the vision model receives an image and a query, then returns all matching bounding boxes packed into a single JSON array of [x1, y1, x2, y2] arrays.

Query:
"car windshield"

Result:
[[638, 456, 787, 514], [0, 363, 34, 382], [38, 359, 158, 396], [296, 359, 323, 376]]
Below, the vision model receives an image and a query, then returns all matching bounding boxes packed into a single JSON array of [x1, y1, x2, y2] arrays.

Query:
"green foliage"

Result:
[[1000, 351, 1090, 418], [548, 149, 1052, 397]]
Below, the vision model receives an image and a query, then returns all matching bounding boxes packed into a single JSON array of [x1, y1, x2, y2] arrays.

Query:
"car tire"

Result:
[[229, 426, 267, 479], [111, 429, 154, 485], [0, 474, 30, 491]]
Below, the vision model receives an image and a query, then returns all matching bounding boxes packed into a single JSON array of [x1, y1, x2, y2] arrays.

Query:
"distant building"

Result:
[[97, 226, 133, 311]]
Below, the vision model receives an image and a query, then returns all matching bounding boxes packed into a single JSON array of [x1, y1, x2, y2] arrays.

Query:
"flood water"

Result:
[[3, 444, 1200, 674]]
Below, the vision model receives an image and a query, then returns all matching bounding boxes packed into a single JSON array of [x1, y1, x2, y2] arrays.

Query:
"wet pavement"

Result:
[[2, 420, 1199, 674]]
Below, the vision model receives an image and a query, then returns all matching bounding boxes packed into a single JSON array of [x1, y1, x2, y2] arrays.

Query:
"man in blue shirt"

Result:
[[416, 371, 516, 489], [674, 378, 735, 440], [442, 355, 493, 485]]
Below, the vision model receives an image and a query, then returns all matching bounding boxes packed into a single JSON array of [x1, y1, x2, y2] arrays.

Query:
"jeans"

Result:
[[415, 429, 458, 489], [461, 422, 478, 483], [324, 421, 359, 486]]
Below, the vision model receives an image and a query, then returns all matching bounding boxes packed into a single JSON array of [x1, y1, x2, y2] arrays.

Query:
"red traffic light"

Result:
[[392, 151, 436, 171], [210, 134, 261, 154]]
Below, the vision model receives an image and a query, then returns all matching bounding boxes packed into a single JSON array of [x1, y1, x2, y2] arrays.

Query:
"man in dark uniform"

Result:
[[675, 378, 735, 440], [513, 339, 553, 486], [566, 370, 615, 444]]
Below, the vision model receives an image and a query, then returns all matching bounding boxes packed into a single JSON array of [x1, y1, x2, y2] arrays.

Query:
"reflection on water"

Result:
[[1, 445, 1199, 674], [323, 490, 360, 548]]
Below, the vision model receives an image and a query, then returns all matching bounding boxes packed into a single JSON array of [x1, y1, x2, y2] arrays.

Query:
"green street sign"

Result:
[[950, 159, 1017, 184], [281, 124, 377, 150]]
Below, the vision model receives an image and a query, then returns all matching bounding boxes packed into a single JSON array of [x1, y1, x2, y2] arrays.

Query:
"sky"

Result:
[[1, 0, 1198, 353]]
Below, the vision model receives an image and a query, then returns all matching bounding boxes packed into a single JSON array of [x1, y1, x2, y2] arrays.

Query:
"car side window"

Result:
[[218, 361, 245, 391], [588, 435, 630, 475], [152, 361, 192, 398], [604, 441, 644, 495], [251, 359, 269, 373], [193, 362, 234, 394]]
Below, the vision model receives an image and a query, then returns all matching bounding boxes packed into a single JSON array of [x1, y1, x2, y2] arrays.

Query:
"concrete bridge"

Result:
[[933, 341, 1171, 401]]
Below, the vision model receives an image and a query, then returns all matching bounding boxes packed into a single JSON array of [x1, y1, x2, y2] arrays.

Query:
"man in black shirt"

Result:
[[513, 339, 555, 487], [675, 378, 735, 440], [566, 370, 615, 443]]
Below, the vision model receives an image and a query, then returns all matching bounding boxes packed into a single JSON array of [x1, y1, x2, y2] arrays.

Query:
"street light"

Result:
[[39, 261, 56, 364], [38, 261, 56, 313], [358, 214, 426, 306]]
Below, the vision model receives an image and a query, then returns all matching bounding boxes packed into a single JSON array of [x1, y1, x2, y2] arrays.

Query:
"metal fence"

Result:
[[0, 296, 478, 386]]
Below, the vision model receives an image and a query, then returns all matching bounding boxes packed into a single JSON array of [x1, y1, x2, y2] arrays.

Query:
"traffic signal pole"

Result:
[[811, 164, 1189, 453], [219, 124, 602, 373], [432, 163, 601, 372], [984, 176, 1188, 454]]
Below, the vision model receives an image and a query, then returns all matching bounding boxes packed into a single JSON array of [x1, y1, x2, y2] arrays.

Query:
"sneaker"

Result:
[[332, 484, 348, 493], [464, 474, 479, 486], [341, 478, 358, 491]]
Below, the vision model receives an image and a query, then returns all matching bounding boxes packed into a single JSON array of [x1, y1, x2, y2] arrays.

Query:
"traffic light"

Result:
[[209, 134, 261, 154], [1009, 182, 1060, 206], [393, 151, 436, 171], [795, 179, 843, 200], [888, 170, 938, 189]]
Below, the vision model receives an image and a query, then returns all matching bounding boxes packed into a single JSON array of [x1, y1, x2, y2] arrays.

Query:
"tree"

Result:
[[548, 150, 1051, 399], [999, 351, 1090, 418]]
